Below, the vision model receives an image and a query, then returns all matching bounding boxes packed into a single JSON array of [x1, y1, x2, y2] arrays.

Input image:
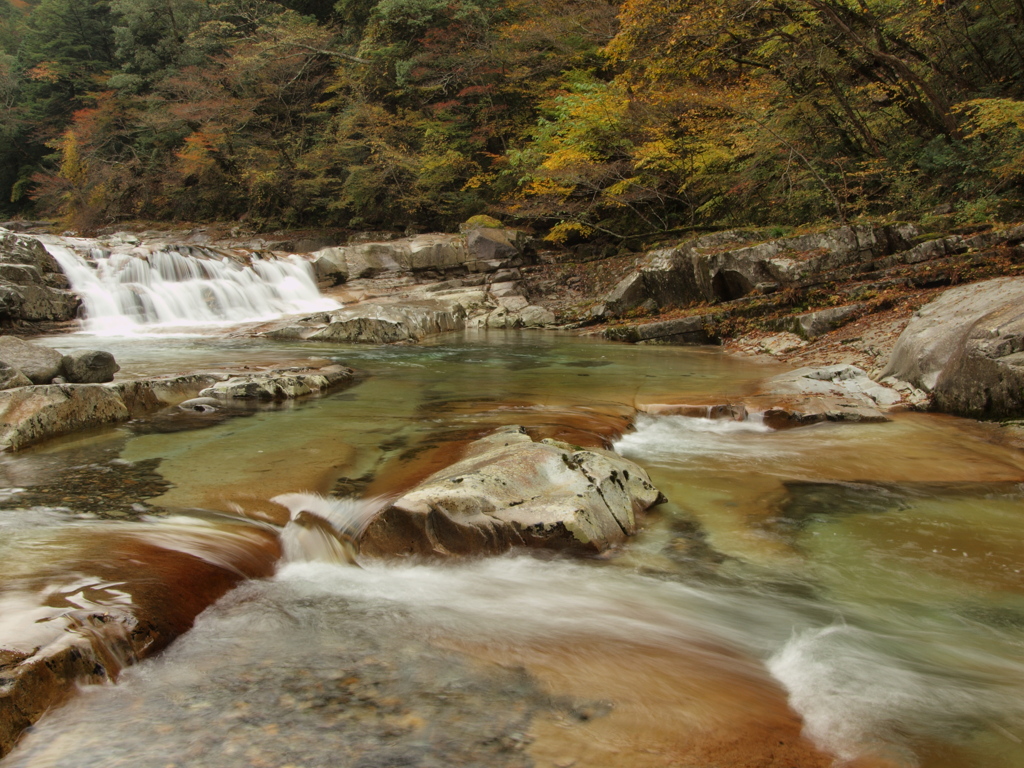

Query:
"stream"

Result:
[[1, 255, 1023, 766]]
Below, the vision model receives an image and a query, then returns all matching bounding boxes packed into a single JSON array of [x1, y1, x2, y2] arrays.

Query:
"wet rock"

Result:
[[109, 374, 226, 418], [61, 349, 119, 383], [198, 365, 356, 400], [0, 336, 64, 383], [881, 277, 1024, 418], [361, 426, 664, 557], [753, 364, 900, 427], [0, 361, 32, 390], [0, 514, 280, 758], [0, 384, 130, 451], [640, 403, 748, 420]]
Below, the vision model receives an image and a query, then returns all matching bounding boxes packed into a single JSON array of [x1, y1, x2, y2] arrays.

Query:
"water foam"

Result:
[[615, 413, 778, 466], [44, 241, 339, 335], [768, 622, 1024, 764]]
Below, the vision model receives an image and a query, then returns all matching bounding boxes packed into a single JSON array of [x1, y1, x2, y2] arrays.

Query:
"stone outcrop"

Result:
[[109, 374, 226, 418], [783, 304, 865, 340], [361, 426, 664, 557], [0, 362, 31, 390], [881, 277, 1024, 418], [311, 228, 533, 287], [0, 229, 80, 323], [599, 224, 918, 318]]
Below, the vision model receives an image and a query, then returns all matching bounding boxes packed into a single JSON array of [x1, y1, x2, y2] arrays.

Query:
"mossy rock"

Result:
[[460, 215, 504, 231]]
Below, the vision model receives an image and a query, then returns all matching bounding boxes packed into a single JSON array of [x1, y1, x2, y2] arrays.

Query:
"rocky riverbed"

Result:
[[2, 218, 1024, 764]]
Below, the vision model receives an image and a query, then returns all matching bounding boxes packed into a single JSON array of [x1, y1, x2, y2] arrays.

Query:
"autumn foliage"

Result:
[[1, 0, 1023, 237]]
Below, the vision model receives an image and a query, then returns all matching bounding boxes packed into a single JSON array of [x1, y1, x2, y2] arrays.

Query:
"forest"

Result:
[[2, 0, 1024, 242]]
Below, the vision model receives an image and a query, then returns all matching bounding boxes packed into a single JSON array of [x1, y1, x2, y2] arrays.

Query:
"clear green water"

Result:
[[3, 330, 1024, 768]]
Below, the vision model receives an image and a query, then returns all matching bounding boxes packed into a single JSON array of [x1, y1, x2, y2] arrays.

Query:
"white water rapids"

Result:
[[41, 238, 338, 334]]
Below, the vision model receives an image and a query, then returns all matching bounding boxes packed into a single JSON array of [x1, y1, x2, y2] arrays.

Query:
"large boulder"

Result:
[[0, 384, 130, 451], [0, 336, 65, 383], [61, 349, 120, 383], [881, 278, 1024, 418], [361, 426, 664, 557]]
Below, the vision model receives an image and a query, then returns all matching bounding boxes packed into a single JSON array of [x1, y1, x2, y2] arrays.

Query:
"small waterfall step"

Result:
[[40, 237, 339, 334]]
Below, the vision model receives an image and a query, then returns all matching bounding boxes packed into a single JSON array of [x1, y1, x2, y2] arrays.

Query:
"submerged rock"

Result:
[[361, 426, 664, 557]]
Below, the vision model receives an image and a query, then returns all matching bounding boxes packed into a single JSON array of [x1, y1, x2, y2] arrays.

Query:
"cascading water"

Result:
[[41, 239, 339, 335]]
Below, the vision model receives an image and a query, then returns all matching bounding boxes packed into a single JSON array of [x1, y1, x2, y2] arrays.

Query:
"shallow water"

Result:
[[2, 330, 1024, 767]]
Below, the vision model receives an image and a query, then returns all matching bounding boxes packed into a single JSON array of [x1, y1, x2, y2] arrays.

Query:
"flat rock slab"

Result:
[[361, 426, 664, 557], [267, 303, 467, 344], [198, 365, 356, 400], [744, 364, 907, 428], [0, 384, 130, 451]]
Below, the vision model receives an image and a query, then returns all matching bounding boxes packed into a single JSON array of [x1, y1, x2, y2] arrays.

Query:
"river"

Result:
[[1, 325, 1023, 766]]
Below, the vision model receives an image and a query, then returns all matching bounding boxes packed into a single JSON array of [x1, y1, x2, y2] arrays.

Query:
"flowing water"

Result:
[[2, 304, 1024, 765], [40, 237, 338, 334]]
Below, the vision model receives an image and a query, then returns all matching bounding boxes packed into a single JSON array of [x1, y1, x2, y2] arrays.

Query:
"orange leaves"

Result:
[[26, 61, 60, 83], [175, 130, 226, 178]]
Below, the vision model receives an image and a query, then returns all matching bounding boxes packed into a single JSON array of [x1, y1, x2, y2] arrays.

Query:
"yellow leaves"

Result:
[[632, 138, 685, 173], [540, 146, 595, 172], [544, 221, 593, 243], [524, 177, 574, 197], [56, 129, 87, 186], [957, 97, 1024, 181]]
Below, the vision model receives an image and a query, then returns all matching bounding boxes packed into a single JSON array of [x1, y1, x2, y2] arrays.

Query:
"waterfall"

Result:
[[43, 240, 339, 335]]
